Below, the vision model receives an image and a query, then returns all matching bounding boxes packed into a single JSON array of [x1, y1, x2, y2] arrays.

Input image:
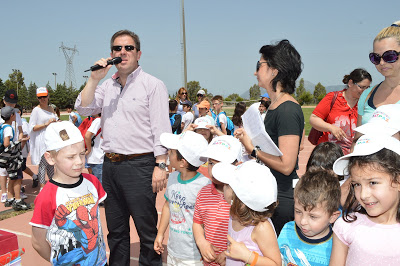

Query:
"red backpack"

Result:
[[78, 116, 101, 149]]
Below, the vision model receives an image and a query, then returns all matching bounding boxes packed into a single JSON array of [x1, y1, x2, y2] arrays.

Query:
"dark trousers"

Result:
[[272, 196, 294, 236], [103, 154, 162, 266]]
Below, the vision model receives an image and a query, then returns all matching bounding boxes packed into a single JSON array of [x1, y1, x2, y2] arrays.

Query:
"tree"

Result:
[[295, 78, 306, 99], [236, 96, 244, 102], [27, 82, 38, 110], [313, 82, 326, 103], [186, 81, 201, 102], [0, 79, 6, 99], [249, 84, 261, 100], [298, 91, 314, 106], [227, 93, 240, 101], [4, 70, 28, 108]]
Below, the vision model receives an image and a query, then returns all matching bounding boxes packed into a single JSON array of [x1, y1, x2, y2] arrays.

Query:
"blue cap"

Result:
[[261, 92, 269, 98]]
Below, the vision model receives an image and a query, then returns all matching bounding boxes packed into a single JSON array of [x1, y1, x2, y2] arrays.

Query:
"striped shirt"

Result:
[[193, 183, 230, 265]]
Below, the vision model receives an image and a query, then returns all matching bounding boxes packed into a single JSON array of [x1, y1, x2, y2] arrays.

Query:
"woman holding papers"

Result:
[[235, 40, 304, 234]]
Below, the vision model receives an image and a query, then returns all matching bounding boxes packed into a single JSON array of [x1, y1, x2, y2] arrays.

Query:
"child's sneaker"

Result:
[[32, 174, 39, 188], [20, 192, 28, 200], [12, 200, 31, 211], [1, 193, 7, 203], [4, 198, 15, 207]]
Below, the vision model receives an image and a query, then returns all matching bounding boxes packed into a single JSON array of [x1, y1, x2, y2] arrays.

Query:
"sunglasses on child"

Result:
[[111, 45, 136, 52], [369, 50, 400, 65], [256, 61, 268, 72]]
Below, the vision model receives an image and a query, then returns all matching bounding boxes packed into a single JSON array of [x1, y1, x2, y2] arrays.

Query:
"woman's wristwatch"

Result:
[[251, 146, 261, 159]]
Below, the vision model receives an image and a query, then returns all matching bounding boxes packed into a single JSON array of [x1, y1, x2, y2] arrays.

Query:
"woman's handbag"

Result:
[[308, 92, 339, 145]]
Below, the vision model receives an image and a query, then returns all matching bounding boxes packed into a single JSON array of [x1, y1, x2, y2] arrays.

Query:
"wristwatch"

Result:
[[155, 162, 167, 170], [251, 146, 261, 158]]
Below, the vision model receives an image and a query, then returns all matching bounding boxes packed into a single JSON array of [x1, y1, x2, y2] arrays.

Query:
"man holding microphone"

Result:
[[75, 29, 170, 266]]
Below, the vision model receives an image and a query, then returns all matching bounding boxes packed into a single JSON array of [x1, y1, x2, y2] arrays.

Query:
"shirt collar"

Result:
[[112, 66, 142, 83]]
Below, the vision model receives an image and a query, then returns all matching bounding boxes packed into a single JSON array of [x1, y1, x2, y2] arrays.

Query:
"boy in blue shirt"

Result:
[[278, 168, 341, 266]]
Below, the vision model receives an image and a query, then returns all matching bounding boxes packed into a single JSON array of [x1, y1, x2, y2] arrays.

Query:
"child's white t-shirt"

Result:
[[181, 112, 194, 131], [86, 118, 104, 165], [215, 113, 227, 131], [0, 126, 14, 174]]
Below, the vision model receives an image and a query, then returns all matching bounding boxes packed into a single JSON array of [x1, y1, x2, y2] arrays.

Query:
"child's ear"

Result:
[[180, 158, 188, 168], [329, 210, 341, 224], [44, 151, 56, 166]]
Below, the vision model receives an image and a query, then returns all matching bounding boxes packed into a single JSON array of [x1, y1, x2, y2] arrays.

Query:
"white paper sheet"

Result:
[[242, 103, 282, 156]]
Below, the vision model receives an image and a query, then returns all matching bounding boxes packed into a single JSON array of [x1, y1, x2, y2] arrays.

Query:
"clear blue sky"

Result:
[[1, 0, 399, 96]]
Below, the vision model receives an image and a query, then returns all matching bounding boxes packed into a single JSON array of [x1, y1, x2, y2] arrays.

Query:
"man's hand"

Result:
[[152, 166, 167, 193], [198, 239, 219, 263], [90, 58, 113, 82]]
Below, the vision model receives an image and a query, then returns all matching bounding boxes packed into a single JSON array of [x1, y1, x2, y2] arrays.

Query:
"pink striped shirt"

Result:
[[193, 183, 230, 265], [75, 66, 171, 156]]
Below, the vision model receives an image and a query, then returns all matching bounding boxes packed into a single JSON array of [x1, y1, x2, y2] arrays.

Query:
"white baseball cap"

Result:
[[194, 116, 215, 129], [355, 104, 400, 136], [160, 131, 208, 167], [36, 87, 48, 97], [45, 121, 84, 151], [212, 161, 278, 212], [197, 89, 206, 95], [201, 135, 241, 163], [333, 134, 400, 176]]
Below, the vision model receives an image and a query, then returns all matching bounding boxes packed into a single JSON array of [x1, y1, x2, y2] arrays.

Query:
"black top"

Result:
[[264, 101, 304, 198]]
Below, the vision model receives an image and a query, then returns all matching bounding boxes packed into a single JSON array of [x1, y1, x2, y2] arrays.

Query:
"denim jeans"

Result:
[[87, 163, 103, 184]]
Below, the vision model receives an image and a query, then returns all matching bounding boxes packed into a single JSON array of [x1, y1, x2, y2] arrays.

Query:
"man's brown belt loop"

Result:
[[105, 152, 152, 162]]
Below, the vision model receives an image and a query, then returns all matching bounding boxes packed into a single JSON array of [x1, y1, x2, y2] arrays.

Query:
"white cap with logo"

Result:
[[45, 121, 84, 151]]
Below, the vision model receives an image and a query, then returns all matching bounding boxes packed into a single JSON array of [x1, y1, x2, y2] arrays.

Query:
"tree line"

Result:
[[1, 70, 327, 111]]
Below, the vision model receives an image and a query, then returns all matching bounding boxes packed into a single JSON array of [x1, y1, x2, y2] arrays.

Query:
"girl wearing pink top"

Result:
[[330, 134, 400, 265], [212, 161, 282, 266]]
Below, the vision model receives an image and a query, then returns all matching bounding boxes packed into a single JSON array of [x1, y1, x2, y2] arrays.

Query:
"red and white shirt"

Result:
[[193, 183, 231, 265]]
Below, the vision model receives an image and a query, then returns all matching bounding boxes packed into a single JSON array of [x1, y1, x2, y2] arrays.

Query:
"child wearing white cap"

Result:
[[154, 131, 210, 265], [212, 160, 281, 266], [192, 135, 241, 265], [30, 121, 107, 266], [330, 134, 400, 265]]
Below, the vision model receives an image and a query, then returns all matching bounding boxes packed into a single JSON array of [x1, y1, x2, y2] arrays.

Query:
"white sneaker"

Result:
[[1, 193, 7, 203], [20, 193, 28, 200]]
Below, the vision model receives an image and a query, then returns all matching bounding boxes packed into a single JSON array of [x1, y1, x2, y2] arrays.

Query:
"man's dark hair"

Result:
[[110, 30, 141, 51]]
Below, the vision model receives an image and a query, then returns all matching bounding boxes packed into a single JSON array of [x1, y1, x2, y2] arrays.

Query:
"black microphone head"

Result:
[[111, 57, 122, 65]]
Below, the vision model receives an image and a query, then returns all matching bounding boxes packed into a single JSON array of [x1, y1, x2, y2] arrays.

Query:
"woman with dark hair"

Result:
[[259, 100, 270, 121], [310, 68, 372, 155], [357, 22, 400, 126], [235, 40, 304, 234], [175, 87, 190, 116]]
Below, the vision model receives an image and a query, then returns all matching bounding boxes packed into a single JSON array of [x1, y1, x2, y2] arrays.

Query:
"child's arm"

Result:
[[225, 221, 281, 266], [31, 227, 51, 262], [154, 200, 170, 255], [3, 136, 11, 147], [329, 233, 348, 266], [193, 222, 219, 263]]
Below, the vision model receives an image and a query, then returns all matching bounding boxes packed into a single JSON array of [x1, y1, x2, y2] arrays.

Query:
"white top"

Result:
[[0, 125, 14, 173], [0, 112, 22, 137], [86, 118, 104, 164], [28, 106, 57, 165], [181, 112, 194, 131], [215, 113, 227, 131], [21, 118, 29, 158]]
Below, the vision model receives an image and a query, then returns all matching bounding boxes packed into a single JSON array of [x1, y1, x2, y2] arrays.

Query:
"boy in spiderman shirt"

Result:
[[30, 121, 107, 266]]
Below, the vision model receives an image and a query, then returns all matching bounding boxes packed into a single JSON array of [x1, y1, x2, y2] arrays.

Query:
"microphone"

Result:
[[84, 57, 122, 72]]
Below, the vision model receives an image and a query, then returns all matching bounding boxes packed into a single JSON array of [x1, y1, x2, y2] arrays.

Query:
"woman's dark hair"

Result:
[[176, 150, 199, 171], [342, 68, 372, 85], [232, 102, 246, 127], [259, 40, 303, 94], [306, 142, 344, 172], [343, 148, 400, 223]]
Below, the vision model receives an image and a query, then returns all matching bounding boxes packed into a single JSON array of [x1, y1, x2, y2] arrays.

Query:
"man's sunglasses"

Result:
[[369, 50, 400, 65], [256, 61, 268, 72], [197, 94, 204, 97], [37, 96, 47, 99], [111, 45, 136, 52]]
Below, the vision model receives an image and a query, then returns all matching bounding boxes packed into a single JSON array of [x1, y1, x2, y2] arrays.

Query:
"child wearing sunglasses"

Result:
[[357, 21, 400, 127]]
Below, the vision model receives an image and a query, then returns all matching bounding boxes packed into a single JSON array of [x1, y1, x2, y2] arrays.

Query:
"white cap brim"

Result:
[[160, 133, 180, 150], [355, 122, 398, 136]]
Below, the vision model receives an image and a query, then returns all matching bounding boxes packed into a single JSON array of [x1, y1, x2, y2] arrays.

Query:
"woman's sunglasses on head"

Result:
[[369, 50, 400, 65]]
